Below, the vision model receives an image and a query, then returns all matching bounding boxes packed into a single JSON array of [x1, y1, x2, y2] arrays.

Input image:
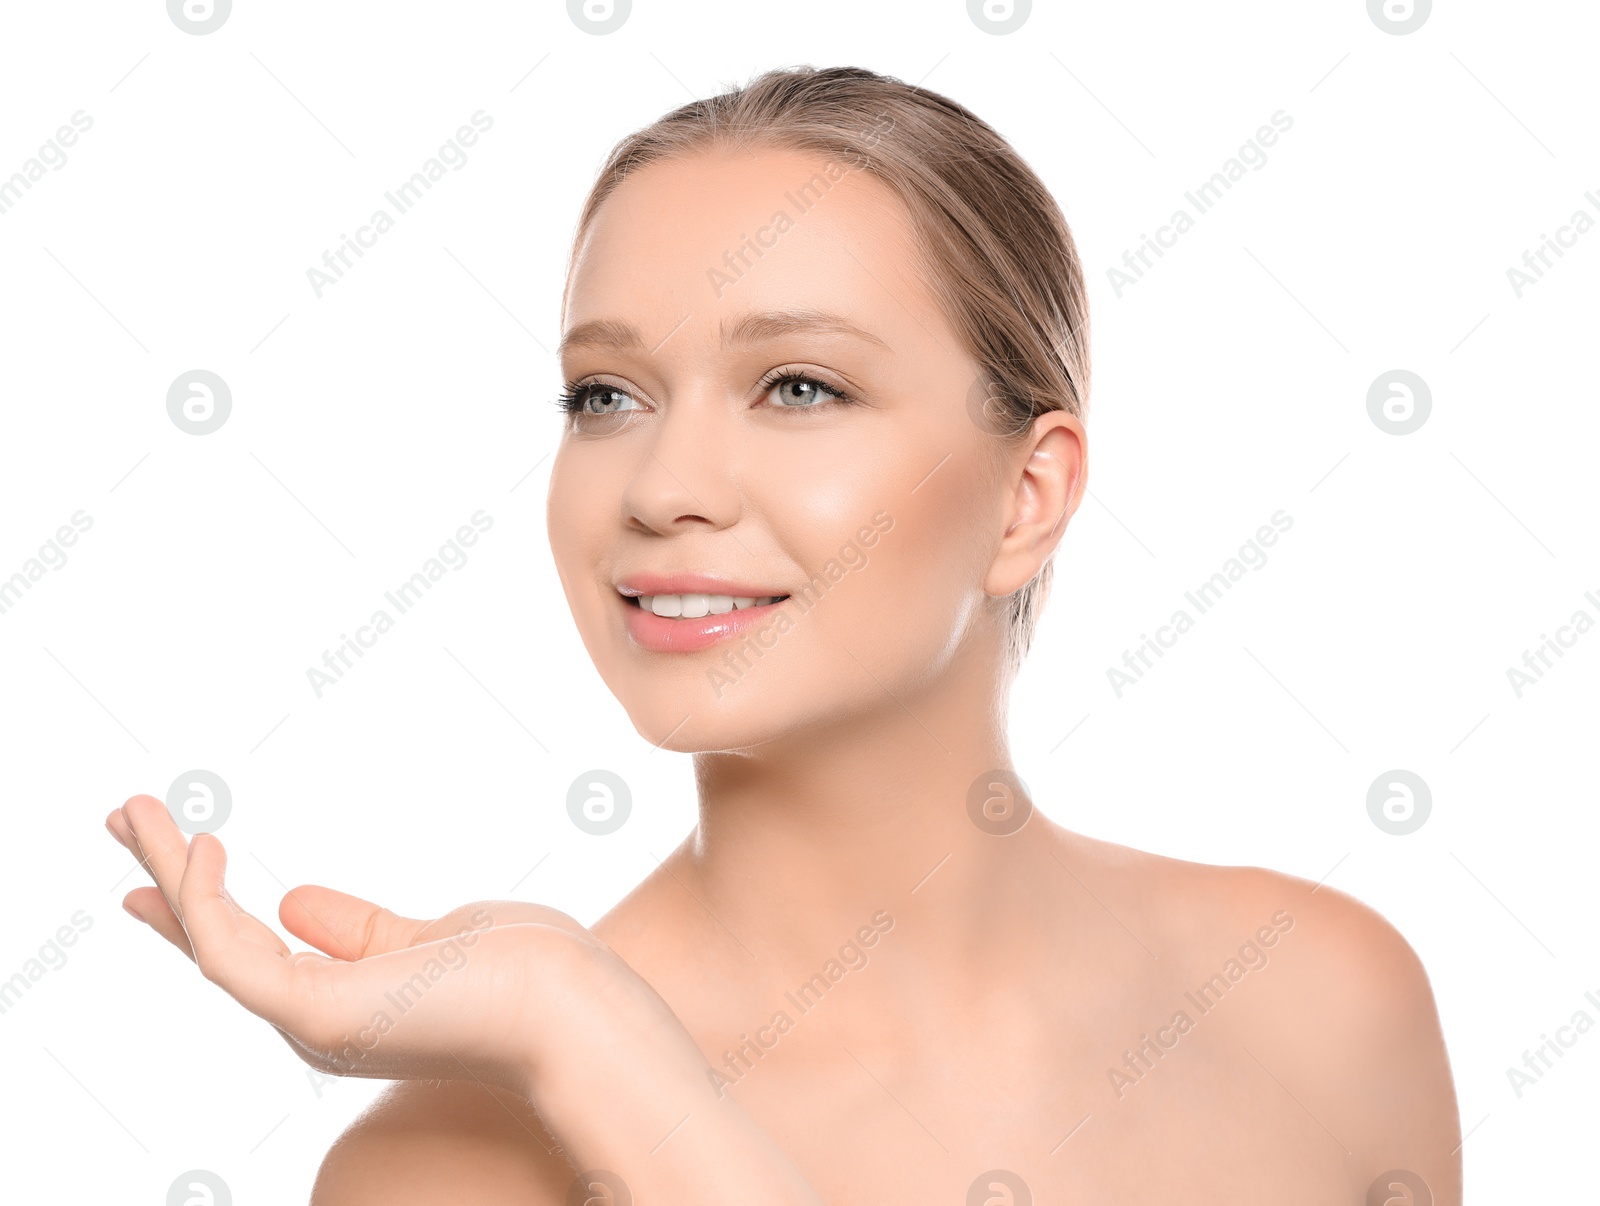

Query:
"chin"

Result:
[[617, 697, 784, 755], [612, 671, 845, 754]]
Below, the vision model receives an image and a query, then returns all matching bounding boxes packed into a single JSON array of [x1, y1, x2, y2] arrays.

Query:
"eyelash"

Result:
[[553, 369, 856, 416]]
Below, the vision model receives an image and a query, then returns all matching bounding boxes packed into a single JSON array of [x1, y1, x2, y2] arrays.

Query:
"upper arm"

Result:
[[311, 1080, 578, 1205], [1224, 869, 1462, 1203]]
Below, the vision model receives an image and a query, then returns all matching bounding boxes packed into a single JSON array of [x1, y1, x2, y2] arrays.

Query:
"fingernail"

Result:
[[122, 901, 144, 923]]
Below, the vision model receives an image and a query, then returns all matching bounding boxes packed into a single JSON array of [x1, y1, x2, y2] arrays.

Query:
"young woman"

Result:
[[106, 66, 1461, 1204]]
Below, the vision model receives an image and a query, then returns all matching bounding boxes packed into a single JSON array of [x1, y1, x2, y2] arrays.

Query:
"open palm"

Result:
[[106, 795, 625, 1093]]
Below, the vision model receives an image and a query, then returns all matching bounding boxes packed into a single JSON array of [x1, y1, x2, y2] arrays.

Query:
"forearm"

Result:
[[524, 953, 824, 1203]]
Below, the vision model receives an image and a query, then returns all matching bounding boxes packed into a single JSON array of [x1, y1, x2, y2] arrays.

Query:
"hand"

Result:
[[106, 794, 623, 1095], [106, 794, 826, 1203]]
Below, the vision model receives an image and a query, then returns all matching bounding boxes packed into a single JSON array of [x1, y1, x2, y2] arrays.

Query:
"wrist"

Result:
[[518, 931, 823, 1203]]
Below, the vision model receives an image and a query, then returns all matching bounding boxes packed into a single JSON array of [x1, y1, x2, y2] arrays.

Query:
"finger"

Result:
[[105, 807, 135, 852], [179, 832, 308, 1027], [453, 900, 590, 939], [279, 885, 430, 961], [122, 886, 196, 959], [106, 807, 160, 883], [120, 795, 193, 922]]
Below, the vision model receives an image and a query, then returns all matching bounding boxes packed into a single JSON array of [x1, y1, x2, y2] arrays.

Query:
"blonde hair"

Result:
[[569, 65, 1090, 676]]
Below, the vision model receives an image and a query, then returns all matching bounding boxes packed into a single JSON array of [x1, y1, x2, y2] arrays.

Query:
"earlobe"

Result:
[[985, 411, 1087, 597]]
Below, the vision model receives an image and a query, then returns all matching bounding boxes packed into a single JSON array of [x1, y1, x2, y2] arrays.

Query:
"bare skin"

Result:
[[317, 833, 1459, 1203], [115, 142, 1460, 1203]]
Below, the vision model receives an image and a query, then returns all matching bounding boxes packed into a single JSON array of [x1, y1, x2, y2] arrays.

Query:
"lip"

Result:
[[615, 579, 792, 654], [616, 573, 789, 598]]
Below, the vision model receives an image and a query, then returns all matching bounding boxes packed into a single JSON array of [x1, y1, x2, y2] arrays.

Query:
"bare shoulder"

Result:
[[311, 1079, 578, 1205], [1053, 826, 1462, 1199], [1051, 826, 1438, 1000], [1203, 861, 1462, 1198]]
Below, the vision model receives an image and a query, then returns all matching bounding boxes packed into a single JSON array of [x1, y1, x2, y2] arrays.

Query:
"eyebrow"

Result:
[[557, 309, 890, 358]]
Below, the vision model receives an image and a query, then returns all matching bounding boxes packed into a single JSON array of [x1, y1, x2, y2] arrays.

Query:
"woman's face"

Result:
[[547, 143, 1069, 752]]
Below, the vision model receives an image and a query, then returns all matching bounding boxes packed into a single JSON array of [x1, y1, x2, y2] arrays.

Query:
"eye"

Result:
[[556, 382, 646, 419], [761, 371, 854, 410]]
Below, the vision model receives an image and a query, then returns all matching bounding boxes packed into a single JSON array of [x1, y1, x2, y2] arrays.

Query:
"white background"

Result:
[[1, 0, 1593, 1200]]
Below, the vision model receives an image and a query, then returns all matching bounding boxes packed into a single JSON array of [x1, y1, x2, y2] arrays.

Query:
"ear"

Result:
[[983, 409, 1087, 598]]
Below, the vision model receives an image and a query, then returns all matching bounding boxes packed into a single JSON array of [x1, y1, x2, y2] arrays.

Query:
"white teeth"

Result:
[[637, 593, 781, 617]]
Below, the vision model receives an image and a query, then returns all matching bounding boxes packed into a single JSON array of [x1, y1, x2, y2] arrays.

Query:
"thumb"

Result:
[[279, 884, 430, 961]]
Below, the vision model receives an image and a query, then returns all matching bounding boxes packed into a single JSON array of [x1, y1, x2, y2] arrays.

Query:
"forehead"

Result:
[[562, 144, 949, 354]]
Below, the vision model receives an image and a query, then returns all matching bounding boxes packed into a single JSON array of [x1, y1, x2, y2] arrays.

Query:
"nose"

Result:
[[619, 392, 742, 534]]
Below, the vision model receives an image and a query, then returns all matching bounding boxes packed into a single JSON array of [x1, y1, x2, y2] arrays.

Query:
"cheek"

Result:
[[755, 440, 882, 542], [760, 441, 993, 666], [546, 450, 611, 631], [876, 484, 990, 647]]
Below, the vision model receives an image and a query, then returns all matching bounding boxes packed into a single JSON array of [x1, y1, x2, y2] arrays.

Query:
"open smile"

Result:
[[614, 578, 793, 653]]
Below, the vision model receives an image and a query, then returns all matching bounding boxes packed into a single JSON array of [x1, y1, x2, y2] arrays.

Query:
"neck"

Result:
[[678, 640, 1059, 988]]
